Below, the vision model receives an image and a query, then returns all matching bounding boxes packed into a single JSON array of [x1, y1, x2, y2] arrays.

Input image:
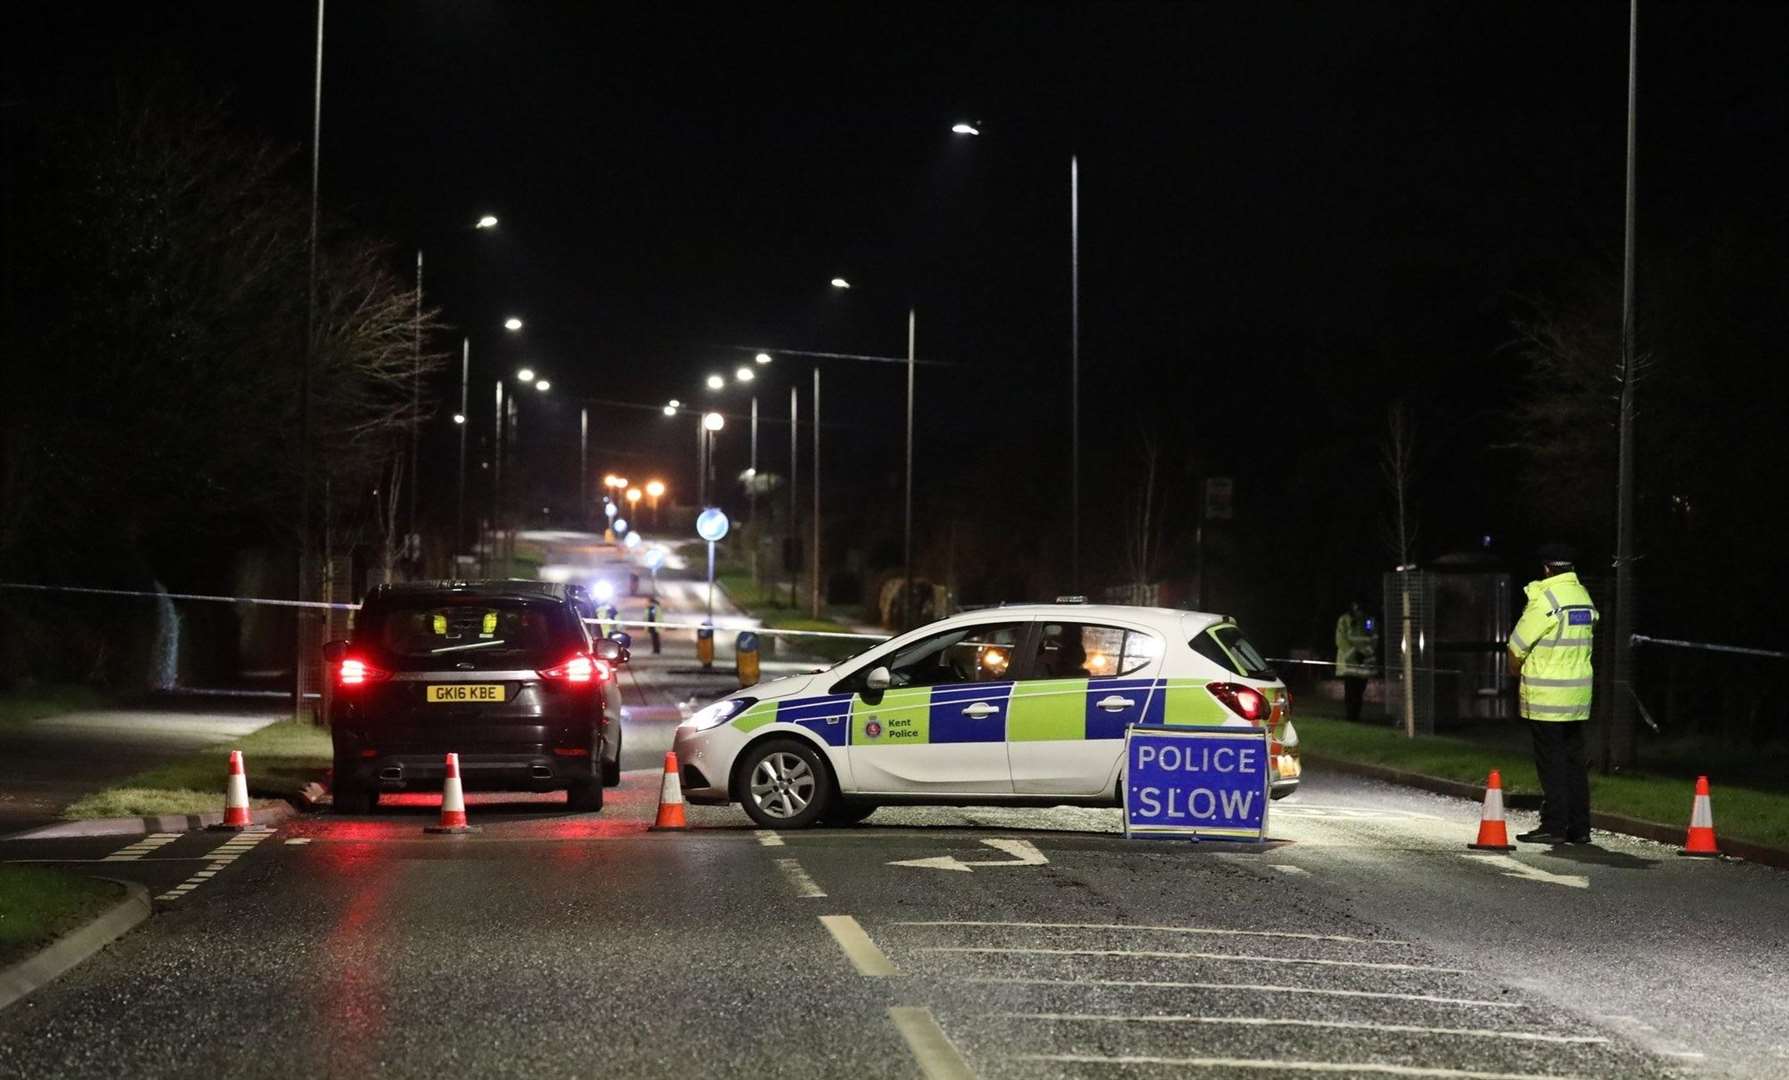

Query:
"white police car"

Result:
[[672, 603, 1300, 828]]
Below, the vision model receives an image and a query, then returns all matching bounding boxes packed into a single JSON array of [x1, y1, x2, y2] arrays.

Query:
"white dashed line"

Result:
[[1011, 1055, 1586, 1079], [892, 921, 1404, 946], [776, 858, 827, 898], [952, 977, 1526, 1009], [1271, 864, 1309, 875], [100, 833, 181, 861], [820, 915, 898, 977], [922, 946, 1465, 974], [888, 1006, 974, 1080], [756, 831, 785, 847], [156, 827, 275, 901], [1000, 1013, 1608, 1045], [285, 838, 312, 845]]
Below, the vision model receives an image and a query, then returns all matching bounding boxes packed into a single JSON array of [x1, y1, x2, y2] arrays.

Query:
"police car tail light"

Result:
[[1206, 682, 1268, 723], [681, 697, 756, 732], [336, 657, 390, 688], [539, 652, 610, 684]]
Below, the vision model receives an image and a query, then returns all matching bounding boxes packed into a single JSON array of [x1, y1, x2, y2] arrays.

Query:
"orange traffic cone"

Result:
[[1679, 775, 1721, 858], [1467, 769, 1516, 851], [208, 750, 253, 831], [424, 752, 477, 834], [651, 751, 687, 831]]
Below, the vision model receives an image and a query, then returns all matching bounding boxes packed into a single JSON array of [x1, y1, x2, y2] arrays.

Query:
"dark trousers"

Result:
[[1343, 676, 1368, 723], [1528, 720, 1590, 837], [648, 628, 662, 655]]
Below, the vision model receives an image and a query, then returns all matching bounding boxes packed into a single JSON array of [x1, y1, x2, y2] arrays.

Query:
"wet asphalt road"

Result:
[[4, 538, 1787, 1077]]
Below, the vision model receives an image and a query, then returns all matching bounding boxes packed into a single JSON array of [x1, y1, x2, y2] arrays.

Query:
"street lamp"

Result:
[[703, 411, 725, 432], [645, 479, 665, 526], [829, 277, 851, 290], [754, 352, 772, 365], [535, 379, 550, 392], [452, 413, 466, 424], [951, 121, 980, 136], [475, 214, 499, 229], [516, 367, 535, 384], [504, 316, 524, 331], [705, 373, 725, 391], [662, 405, 677, 416], [734, 366, 755, 383]]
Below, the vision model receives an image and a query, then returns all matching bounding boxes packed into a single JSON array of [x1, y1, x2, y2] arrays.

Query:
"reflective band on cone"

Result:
[[1679, 775, 1722, 858], [1467, 769, 1516, 851], [651, 751, 687, 831], [424, 752, 477, 834], [210, 750, 253, 831]]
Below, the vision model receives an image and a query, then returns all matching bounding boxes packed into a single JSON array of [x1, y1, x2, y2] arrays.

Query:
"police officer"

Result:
[[1334, 599, 1377, 723], [645, 595, 662, 655], [1507, 544, 1598, 845]]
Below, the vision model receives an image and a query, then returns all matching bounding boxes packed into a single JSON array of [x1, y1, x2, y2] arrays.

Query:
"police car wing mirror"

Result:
[[865, 666, 891, 692], [323, 640, 348, 663]]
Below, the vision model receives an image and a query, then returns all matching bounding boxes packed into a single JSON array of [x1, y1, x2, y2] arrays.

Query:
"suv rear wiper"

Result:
[[431, 639, 508, 654]]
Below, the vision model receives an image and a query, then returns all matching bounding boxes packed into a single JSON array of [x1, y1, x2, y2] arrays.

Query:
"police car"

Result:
[[672, 602, 1300, 828]]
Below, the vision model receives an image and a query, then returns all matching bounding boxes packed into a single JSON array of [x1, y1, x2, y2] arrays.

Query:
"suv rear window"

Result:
[[358, 597, 583, 669], [1191, 624, 1276, 679]]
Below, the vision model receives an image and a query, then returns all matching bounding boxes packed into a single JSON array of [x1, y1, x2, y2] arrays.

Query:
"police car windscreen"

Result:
[[360, 597, 579, 670]]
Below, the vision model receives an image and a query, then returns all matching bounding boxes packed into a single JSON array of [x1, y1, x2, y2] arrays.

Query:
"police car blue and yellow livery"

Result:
[[672, 603, 1299, 828]]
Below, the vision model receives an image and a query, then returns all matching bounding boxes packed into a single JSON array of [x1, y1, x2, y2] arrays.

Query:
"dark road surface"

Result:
[[4, 536, 1786, 1078]]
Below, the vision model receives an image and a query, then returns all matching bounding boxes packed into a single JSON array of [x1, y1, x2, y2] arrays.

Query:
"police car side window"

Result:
[[1032, 624, 1154, 679], [865, 623, 1025, 690]]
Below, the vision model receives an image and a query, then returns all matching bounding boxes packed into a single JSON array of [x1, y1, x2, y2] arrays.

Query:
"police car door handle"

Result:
[[961, 702, 1001, 719], [1096, 695, 1136, 711]]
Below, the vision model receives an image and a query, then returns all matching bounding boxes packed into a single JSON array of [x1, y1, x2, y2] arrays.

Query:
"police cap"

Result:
[[1537, 543, 1576, 567]]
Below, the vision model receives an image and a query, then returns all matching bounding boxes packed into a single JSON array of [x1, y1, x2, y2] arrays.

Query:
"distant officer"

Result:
[[1507, 544, 1598, 845], [645, 595, 662, 655], [1334, 599, 1377, 723]]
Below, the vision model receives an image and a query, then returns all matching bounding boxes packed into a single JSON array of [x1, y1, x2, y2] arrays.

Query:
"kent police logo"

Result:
[[865, 718, 882, 738]]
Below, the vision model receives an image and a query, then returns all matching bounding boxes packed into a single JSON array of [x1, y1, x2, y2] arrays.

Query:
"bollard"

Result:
[[736, 630, 761, 688], [697, 623, 715, 670]]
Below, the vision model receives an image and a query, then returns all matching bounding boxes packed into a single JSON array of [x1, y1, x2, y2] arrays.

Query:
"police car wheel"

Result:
[[821, 801, 877, 826], [739, 740, 832, 829]]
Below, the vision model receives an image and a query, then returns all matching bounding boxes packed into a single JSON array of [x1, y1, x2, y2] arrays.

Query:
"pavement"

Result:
[[3, 534, 1786, 1077]]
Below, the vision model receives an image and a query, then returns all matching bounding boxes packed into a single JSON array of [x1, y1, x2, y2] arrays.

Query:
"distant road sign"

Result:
[[1123, 725, 1269, 841], [695, 507, 730, 542], [1204, 477, 1234, 520]]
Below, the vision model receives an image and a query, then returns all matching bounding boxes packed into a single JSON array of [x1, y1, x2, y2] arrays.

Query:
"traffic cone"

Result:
[[1467, 769, 1516, 851], [1678, 775, 1722, 858], [209, 750, 253, 831], [424, 752, 477, 834], [651, 751, 687, 831]]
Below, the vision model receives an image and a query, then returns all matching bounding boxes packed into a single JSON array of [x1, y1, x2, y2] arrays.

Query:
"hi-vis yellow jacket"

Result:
[[1508, 571, 1598, 721]]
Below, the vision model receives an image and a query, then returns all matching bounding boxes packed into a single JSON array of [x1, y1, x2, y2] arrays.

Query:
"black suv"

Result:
[[325, 581, 626, 814]]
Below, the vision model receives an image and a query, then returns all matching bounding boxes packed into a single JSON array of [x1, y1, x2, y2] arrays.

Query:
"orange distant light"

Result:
[[645, 480, 666, 498], [626, 487, 642, 504]]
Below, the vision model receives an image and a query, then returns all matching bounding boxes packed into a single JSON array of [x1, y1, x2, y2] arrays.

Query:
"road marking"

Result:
[[922, 947, 1465, 974], [893, 921, 1405, 946], [887, 1006, 974, 1080], [952, 977, 1525, 1008], [1271, 864, 1309, 875], [1011, 1055, 1585, 1079], [285, 838, 312, 845], [776, 858, 826, 898], [155, 826, 275, 901], [1274, 804, 1444, 821], [820, 915, 898, 977], [100, 833, 182, 861], [1000, 1013, 1607, 1044], [889, 838, 1048, 872], [1463, 853, 1589, 889], [756, 830, 785, 847]]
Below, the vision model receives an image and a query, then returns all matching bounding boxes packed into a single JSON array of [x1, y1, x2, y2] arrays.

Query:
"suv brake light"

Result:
[[538, 652, 611, 684], [337, 657, 391, 687], [1207, 681, 1268, 723]]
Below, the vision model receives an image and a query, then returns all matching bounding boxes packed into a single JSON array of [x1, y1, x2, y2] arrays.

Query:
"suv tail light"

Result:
[[538, 652, 611, 684], [1207, 681, 1269, 724], [337, 657, 391, 687]]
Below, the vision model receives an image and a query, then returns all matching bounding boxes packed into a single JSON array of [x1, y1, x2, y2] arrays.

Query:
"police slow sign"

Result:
[[1123, 725, 1271, 841]]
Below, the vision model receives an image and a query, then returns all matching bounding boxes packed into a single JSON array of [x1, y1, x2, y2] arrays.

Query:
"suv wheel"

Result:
[[568, 774, 605, 812], [602, 731, 622, 787], [738, 739, 832, 829]]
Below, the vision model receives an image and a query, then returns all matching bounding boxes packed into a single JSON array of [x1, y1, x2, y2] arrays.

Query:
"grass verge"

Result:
[[1296, 713, 1789, 850], [0, 685, 111, 726], [715, 572, 875, 664], [0, 866, 125, 968], [61, 720, 331, 820]]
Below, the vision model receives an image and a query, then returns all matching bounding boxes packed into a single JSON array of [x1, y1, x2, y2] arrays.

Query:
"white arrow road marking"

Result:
[[890, 838, 1049, 873], [1463, 853, 1589, 889]]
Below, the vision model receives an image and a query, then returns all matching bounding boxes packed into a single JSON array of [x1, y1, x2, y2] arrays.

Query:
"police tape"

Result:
[[1630, 633, 1787, 660], [585, 617, 888, 642], [0, 581, 359, 611]]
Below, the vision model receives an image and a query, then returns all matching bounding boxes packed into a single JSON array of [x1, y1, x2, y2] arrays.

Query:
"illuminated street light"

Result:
[[504, 317, 524, 331], [452, 413, 466, 425], [535, 380, 550, 392], [951, 121, 981, 136], [516, 367, 536, 383], [706, 374, 725, 390], [667, 398, 682, 409], [754, 352, 772, 365], [662, 405, 677, 416], [735, 366, 755, 383], [626, 487, 642, 507], [703, 412, 725, 432], [645, 480, 665, 498], [475, 214, 499, 229], [830, 277, 851, 289]]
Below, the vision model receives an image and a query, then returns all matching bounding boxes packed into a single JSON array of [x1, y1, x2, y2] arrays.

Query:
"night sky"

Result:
[[8, 2, 1787, 625]]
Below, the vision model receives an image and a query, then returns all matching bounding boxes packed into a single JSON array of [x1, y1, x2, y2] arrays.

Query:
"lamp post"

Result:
[[490, 366, 546, 576]]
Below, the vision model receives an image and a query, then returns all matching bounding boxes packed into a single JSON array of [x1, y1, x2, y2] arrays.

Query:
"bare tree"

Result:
[[1121, 431, 1165, 603], [1381, 402, 1419, 738]]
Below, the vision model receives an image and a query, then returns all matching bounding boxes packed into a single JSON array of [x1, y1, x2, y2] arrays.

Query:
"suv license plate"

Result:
[[426, 684, 506, 703]]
